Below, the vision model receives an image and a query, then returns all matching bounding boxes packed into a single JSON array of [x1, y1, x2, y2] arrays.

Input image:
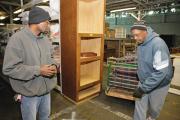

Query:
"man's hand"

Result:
[[49, 65, 57, 74], [133, 87, 145, 99], [40, 65, 57, 77]]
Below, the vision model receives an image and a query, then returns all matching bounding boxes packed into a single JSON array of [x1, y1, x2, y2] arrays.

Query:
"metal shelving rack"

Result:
[[106, 56, 138, 101]]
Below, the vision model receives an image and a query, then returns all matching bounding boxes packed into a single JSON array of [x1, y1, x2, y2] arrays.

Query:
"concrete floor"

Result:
[[0, 67, 180, 120]]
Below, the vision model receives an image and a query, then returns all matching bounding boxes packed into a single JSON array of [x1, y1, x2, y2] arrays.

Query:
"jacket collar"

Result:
[[140, 27, 159, 46], [24, 26, 44, 40]]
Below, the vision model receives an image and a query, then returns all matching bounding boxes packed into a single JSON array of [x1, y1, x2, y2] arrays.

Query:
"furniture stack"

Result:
[[106, 55, 138, 100]]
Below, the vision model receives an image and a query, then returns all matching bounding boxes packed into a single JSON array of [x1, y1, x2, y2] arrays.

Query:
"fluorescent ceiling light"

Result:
[[110, 7, 136, 13], [0, 16, 6, 20], [42, 0, 49, 2], [14, 9, 22, 14], [0, 23, 5, 25], [13, 18, 20, 21], [171, 3, 175, 6], [171, 8, 176, 12], [148, 10, 154, 15], [165, 9, 168, 13]]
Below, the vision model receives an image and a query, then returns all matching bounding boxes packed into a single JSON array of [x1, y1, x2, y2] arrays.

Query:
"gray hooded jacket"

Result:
[[3, 27, 57, 96], [137, 27, 173, 93]]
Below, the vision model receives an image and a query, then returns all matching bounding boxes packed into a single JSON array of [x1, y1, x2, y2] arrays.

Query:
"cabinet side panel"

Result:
[[61, 0, 77, 100]]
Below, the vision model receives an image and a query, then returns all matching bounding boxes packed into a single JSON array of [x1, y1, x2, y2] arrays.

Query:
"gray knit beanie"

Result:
[[131, 20, 147, 31], [29, 6, 51, 24]]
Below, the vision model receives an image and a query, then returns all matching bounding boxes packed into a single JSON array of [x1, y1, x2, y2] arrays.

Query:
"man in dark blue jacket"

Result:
[[131, 21, 173, 120]]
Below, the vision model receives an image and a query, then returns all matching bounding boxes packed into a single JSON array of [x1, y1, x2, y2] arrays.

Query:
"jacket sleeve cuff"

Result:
[[33, 66, 40, 76], [139, 84, 147, 93], [138, 87, 145, 94], [51, 64, 58, 70]]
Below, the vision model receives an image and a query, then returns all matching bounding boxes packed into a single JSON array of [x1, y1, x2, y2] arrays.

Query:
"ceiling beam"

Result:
[[132, 0, 147, 8], [145, 0, 176, 5], [107, 1, 135, 6], [107, 2, 135, 9], [21, 0, 49, 9], [106, 0, 130, 5], [0, 1, 20, 7], [9, 5, 13, 24], [107, 4, 180, 13], [0, 4, 10, 14], [107, 5, 137, 11]]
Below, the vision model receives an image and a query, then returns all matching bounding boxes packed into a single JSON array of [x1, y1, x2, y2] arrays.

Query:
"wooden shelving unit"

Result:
[[104, 38, 137, 60], [61, 0, 105, 102]]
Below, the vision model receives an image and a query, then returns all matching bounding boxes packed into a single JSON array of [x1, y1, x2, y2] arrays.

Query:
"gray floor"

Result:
[[0, 67, 180, 120], [50, 91, 180, 120]]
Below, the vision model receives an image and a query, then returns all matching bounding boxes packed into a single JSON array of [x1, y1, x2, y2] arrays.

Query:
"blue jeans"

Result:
[[21, 93, 50, 120]]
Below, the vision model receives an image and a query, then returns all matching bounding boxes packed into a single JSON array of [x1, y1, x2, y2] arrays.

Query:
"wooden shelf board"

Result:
[[63, 92, 100, 104], [106, 87, 135, 101], [79, 80, 100, 91], [80, 75, 100, 87], [105, 38, 128, 41], [80, 56, 101, 64], [79, 33, 102, 38], [78, 92, 100, 102], [78, 84, 100, 100]]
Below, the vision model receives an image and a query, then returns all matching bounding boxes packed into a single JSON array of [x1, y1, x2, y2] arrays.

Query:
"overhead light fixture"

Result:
[[155, 11, 160, 14], [110, 7, 136, 13], [0, 16, 6, 20], [13, 18, 20, 21], [14, 9, 22, 14], [171, 8, 176, 12], [148, 10, 154, 15], [42, 0, 49, 2], [171, 3, 175, 6], [0, 23, 5, 25], [165, 9, 168, 13], [161, 9, 165, 13]]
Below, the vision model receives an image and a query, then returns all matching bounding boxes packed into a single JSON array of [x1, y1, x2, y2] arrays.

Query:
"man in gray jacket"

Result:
[[3, 7, 57, 120], [131, 21, 173, 120]]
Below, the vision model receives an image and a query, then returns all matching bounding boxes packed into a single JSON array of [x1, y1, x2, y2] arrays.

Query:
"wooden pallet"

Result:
[[105, 87, 135, 101]]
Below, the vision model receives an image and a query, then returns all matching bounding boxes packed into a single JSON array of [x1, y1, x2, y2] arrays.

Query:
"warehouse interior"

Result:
[[0, 0, 180, 120]]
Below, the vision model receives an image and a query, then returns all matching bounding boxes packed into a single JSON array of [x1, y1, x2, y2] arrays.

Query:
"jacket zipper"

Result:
[[36, 39, 48, 94]]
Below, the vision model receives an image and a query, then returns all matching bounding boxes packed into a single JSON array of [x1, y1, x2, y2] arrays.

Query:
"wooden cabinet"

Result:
[[61, 0, 105, 102]]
